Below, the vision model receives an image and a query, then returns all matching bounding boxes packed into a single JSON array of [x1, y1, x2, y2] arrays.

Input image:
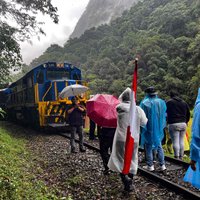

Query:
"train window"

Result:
[[36, 71, 44, 84], [47, 70, 70, 80], [17, 80, 23, 91], [22, 79, 26, 87], [27, 77, 33, 88], [73, 73, 81, 80]]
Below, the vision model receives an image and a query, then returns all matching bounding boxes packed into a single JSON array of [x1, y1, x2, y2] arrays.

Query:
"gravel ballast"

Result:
[[1, 122, 189, 200]]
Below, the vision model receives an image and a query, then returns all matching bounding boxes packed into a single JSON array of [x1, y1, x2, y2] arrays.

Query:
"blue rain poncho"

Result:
[[183, 88, 200, 189], [190, 88, 200, 163], [140, 95, 166, 148]]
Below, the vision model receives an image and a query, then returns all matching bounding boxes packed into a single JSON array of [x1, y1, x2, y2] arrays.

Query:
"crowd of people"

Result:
[[66, 86, 200, 192]]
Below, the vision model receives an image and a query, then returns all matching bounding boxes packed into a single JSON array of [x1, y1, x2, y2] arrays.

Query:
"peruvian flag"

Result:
[[122, 59, 138, 174]]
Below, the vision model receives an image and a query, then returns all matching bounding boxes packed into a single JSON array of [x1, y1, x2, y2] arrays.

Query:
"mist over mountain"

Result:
[[70, 0, 139, 39], [29, 0, 200, 106]]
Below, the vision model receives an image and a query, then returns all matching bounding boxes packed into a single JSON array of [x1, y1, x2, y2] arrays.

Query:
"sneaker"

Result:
[[71, 149, 78, 153], [103, 169, 110, 175], [159, 165, 166, 171], [124, 176, 134, 192], [124, 183, 134, 192], [143, 165, 155, 171], [80, 148, 86, 152]]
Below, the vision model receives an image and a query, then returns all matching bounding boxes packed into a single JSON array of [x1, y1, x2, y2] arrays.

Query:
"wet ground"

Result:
[[1, 122, 188, 200]]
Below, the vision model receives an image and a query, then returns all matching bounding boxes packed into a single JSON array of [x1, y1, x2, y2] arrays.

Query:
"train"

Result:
[[0, 62, 88, 128]]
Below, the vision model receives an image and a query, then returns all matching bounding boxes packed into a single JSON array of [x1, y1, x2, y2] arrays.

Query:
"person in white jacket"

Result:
[[108, 88, 147, 192]]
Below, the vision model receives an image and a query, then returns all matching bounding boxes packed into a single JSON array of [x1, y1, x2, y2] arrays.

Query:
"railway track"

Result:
[[58, 132, 200, 200]]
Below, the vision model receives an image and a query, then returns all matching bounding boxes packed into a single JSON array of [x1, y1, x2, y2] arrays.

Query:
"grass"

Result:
[[0, 123, 70, 200], [67, 175, 85, 187], [0, 108, 6, 119], [84, 127, 99, 137]]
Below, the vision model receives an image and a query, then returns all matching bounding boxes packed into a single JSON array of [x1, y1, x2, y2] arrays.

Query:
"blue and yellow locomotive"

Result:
[[5, 62, 88, 128]]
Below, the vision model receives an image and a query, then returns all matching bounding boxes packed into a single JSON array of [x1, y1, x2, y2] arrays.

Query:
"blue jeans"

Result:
[[145, 143, 165, 167]]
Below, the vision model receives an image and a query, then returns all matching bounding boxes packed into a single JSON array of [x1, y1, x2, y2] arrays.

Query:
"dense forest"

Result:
[[30, 0, 200, 106]]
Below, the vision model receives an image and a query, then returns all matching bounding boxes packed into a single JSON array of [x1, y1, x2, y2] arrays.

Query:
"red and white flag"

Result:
[[122, 59, 138, 174]]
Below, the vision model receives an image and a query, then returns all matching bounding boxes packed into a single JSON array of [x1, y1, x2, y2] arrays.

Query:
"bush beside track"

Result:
[[0, 122, 64, 200]]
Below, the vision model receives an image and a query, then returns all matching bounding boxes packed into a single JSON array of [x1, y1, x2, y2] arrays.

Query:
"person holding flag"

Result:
[[140, 87, 167, 171], [108, 88, 147, 192], [108, 87, 147, 192], [108, 59, 147, 192]]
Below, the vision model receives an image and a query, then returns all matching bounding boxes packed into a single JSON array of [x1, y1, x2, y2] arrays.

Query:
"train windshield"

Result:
[[47, 70, 70, 80]]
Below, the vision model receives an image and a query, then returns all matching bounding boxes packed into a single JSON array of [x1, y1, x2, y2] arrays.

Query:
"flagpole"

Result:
[[122, 58, 138, 174], [133, 58, 138, 100]]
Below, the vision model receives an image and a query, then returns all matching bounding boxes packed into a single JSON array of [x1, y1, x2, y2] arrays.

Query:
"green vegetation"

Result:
[[67, 175, 85, 187], [0, 108, 6, 119], [0, 0, 58, 85], [31, 0, 200, 107], [0, 124, 61, 200]]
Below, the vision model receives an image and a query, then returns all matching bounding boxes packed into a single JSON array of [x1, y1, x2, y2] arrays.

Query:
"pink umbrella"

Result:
[[86, 94, 120, 128]]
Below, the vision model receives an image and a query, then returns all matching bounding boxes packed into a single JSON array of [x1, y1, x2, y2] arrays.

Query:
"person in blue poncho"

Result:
[[140, 87, 167, 171], [190, 88, 200, 171], [183, 88, 200, 189]]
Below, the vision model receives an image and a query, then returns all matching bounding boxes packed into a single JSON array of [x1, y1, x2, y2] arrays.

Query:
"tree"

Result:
[[10, 64, 30, 82], [0, 23, 21, 84], [0, 0, 58, 84], [88, 78, 109, 94], [188, 65, 200, 105], [28, 0, 200, 106], [108, 80, 126, 96]]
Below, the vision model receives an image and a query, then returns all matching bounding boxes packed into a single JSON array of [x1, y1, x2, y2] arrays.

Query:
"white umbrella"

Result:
[[59, 84, 89, 99]]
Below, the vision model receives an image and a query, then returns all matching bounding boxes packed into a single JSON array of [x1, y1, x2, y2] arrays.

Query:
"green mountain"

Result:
[[30, 0, 200, 106], [70, 0, 139, 39]]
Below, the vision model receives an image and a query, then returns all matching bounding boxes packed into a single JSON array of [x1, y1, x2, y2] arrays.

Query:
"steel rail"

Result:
[[165, 156, 189, 168], [138, 168, 200, 200], [58, 132, 200, 200], [139, 147, 190, 168]]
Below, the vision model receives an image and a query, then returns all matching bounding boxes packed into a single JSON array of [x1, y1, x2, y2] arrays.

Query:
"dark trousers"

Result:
[[99, 136, 114, 170], [89, 119, 96, 139], [89, 119, 101, 139], [70, 125, 84, 150]]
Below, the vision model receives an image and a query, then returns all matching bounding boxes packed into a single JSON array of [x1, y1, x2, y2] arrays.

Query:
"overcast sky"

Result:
[[20, 0, 90, 64]]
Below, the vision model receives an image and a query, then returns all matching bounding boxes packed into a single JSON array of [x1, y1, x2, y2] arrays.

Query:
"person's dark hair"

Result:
[[71, 96, 78, 101], [122, 91, 130, 102], [170, 90, 178, 98], [71, 97, 78, 105]]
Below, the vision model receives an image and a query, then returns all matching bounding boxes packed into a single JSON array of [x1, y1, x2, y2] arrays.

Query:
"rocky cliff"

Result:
[[70, 0, 139, 39]]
